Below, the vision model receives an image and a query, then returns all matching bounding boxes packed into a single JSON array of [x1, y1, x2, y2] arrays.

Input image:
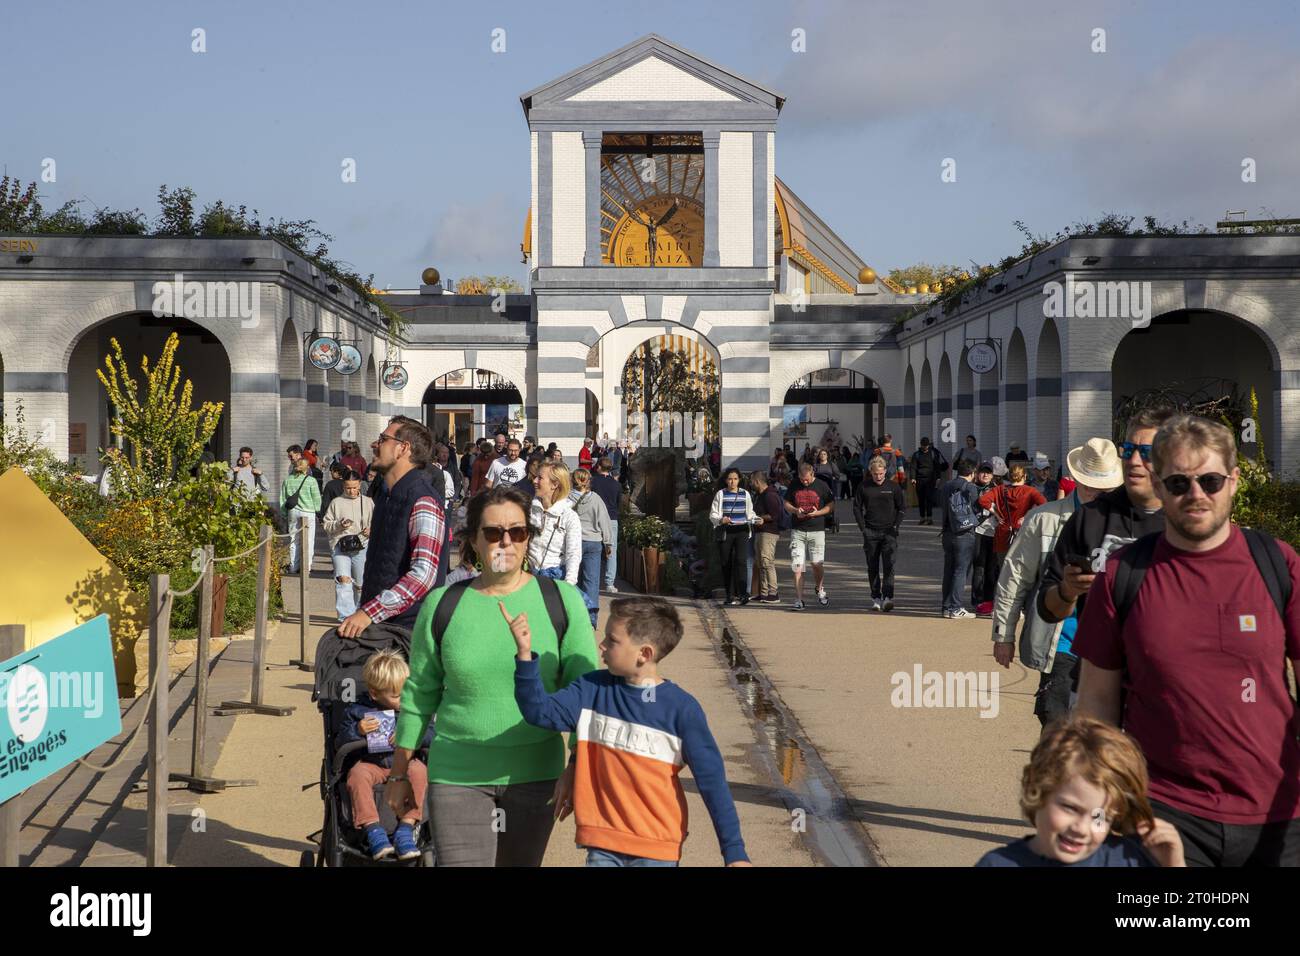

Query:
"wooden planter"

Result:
[[641, 547, 664, 594]]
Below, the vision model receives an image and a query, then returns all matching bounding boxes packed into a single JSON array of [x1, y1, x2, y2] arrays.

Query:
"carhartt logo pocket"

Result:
[[1239, 615, 1257, 633]]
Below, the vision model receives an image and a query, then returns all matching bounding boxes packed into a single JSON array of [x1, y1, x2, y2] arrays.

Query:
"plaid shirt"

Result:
[[360, 495, 445, 623]]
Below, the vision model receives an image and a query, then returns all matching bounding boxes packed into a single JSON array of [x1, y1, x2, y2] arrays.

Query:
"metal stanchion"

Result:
[[147, 575, 169, 867], [171, 546, 254, 792], [218, 524, 294, 717], [289, 515, 313, 671], [0, 625, 25, 867]]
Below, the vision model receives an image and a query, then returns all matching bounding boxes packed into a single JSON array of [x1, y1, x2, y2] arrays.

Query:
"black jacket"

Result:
[[359, 468, 444, 630], [853, 478, 906, 534], [910, 446, 947, 482], [1037, 486, 1165, 624]]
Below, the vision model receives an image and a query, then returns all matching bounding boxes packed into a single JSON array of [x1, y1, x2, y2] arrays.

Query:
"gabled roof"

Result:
[[520, 34, 784, 118]]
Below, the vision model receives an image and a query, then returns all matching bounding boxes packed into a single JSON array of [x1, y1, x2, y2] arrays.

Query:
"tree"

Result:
[[886, 262, 964, 290], [456, 275, 524, 294], [96, 332, 223, 491], [621, 343, 720, 439]]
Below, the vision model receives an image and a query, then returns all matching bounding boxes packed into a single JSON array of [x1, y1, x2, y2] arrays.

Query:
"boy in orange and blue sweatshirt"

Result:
[[502, 595, 750, 867]]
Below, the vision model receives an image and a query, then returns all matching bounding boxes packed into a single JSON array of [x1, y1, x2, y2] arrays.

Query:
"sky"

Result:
[[4, 0, 1299, 289]]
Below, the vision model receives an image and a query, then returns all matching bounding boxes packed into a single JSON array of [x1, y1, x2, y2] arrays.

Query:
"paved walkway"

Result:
[[715, 498, 1041, 865]]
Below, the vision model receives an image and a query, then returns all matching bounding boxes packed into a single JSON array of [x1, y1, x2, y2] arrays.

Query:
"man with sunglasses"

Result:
[[1038, 407, 1175, 629], [338, 416, 446, 639], [1074, 414, 1300, 866]]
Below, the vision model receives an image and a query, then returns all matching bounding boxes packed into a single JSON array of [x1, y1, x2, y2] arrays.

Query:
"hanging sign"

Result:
[[307, 334, 341, 371], [335, 344, 362, 376], [381, 363, 408, 391], [966, 343, 998, 374]]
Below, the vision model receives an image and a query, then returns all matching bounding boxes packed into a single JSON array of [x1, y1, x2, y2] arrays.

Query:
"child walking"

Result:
[[505, 596, 751, 867]]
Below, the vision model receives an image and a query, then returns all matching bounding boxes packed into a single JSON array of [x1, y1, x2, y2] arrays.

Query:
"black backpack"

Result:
[[1112, 528, 1293, 629], [431, 576, 569, 658]]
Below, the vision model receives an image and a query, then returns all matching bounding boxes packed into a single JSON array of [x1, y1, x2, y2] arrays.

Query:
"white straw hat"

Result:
[[1065, 438, 1123, 488]]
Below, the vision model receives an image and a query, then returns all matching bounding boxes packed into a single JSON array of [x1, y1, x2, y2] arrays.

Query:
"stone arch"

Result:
[[1003, 328, 1029, 460], [782, 367, 880, 460], [919, 358, 934, 447], [1035, 317, 1063, 467], [902, 364, 917, 453], [608, 325, 720, 454], [423, 367, 525, 447]]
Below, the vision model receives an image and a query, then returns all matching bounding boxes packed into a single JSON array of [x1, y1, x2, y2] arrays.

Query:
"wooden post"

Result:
[[0, 625, 24, 867], [251, 524, 270, 705], [147, 575, 169, 867], [191, 546, 213, 777], [291, 515, 312, 670]]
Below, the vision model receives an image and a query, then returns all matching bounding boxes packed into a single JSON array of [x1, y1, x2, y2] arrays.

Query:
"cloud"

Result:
[[425, 191, 526, 278]]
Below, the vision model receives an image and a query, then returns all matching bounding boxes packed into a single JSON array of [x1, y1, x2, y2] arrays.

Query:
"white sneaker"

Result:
[[950, 608, 974, 620], [817, 588, 829, 607], [871, 599, 882, 612], [604, 585, 619, 594], [792, 599, 805, 610]]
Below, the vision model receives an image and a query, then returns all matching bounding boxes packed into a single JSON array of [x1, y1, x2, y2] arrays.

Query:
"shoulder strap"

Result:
[[1242, 528, 1292, 623], [432, 581, 472, 657], [1112, 532, 1162, 629], [535, 575, 569, 651]]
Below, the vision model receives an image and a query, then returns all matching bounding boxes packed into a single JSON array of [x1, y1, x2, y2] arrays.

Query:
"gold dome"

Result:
[[857, 266, 877, 284], [906, 286, 918, 295], [918, 283, 930, 294], [421, 267, 441, 286]]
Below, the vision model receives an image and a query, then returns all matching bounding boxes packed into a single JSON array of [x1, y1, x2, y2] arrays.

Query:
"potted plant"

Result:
[[620, 515, 671, 593]]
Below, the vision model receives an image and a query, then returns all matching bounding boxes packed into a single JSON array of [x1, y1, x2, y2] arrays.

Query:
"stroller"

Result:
[[304, 625, 435, 867]]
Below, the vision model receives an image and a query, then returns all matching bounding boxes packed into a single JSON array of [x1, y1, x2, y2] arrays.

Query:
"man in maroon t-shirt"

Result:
[[1075, 414, 1300, 866]]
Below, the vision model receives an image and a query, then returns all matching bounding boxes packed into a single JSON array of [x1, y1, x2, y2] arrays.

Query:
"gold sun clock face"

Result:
[[601, 134, 705, 267]]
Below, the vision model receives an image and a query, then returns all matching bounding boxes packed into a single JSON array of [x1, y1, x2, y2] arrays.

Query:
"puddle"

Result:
[[703, 608, 881, 867]]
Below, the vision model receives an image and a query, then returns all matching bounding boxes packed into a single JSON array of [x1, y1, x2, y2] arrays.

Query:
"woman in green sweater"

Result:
[[280, 456, 321, 574], [386, 484, 599, 866]]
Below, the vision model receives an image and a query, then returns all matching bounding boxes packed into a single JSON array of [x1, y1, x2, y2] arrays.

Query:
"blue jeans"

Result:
[[331, 544, 367, 621], [578, 540, 603, 627], [536, 566, 565, 580], [604, 520, 619, 588], [941, 531, 978, 612], [585, 847, 678, 867]]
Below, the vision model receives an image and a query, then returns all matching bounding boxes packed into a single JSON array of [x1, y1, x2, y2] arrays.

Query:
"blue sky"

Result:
[[5, 0, 1298, 288]]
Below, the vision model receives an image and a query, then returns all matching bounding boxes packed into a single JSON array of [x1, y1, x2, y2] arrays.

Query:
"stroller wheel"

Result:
[[299, 849, 315, 868]]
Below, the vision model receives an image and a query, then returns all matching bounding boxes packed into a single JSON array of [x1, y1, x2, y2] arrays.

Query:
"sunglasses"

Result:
[[1120, 442, 1153, 461], [1160, 472, 1229, 496], [481, 525, 531, 544]]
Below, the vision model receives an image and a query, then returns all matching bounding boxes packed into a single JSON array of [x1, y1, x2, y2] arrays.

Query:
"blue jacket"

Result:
[[340, 691, 434, 769]]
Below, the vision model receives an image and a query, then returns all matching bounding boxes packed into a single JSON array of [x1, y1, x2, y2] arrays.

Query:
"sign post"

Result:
[[0, 625, 23, 867], [290, 515, 313, 672], [217, 525, 294, 718]]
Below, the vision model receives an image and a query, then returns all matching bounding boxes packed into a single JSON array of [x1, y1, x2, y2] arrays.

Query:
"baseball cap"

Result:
[[978, 460, 994, 473], [1033, 452, 1050, 469]]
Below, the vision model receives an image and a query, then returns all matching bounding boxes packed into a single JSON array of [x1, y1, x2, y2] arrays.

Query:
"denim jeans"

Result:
[[941, 530, 977, 612], [577, 539, 603, 627], [288, 509, 317, 574], [331, 544, 367, 621], [604, 520, 619, 588], [585, 847, 678, 867]]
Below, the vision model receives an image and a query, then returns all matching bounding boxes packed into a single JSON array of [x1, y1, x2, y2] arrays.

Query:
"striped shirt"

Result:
[[359, 496, 445, 624], [721, 490, 748, 523]]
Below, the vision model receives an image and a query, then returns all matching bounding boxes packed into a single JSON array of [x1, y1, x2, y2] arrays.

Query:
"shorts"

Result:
[[789, 529, 826, 572]]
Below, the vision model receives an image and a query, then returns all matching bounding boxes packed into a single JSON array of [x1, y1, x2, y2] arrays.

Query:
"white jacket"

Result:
[[992, 495, 1076, 671], [528, 497, 583, 585], [322, 494, 374, 550], [709, 488, 761, 539]]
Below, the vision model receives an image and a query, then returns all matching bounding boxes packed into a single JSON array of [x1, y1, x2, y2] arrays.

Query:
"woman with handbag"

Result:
[[281, 456, 321, 574], [528, 462, 583, 586], [323, 470, 374, 621]]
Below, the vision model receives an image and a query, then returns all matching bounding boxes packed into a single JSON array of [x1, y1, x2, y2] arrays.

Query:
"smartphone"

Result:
[[1066, 554, 1094, 573]]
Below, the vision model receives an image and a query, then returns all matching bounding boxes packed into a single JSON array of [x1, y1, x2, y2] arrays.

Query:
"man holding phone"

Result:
[[784, 463, 836, 610]]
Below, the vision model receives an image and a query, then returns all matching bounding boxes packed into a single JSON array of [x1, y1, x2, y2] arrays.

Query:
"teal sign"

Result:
[[0, 615, 121, 803]]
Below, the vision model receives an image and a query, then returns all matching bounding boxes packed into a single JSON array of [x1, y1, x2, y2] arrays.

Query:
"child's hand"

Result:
[[1137, 818, 1186, 867], [500, 602, 532, 659], [358, 716, 380, 734]]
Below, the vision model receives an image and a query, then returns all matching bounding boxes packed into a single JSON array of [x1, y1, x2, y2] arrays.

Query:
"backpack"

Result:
[[1112, 528, 1293, 630], [948, 482, 979, 533], [431, 576, 569, 659]]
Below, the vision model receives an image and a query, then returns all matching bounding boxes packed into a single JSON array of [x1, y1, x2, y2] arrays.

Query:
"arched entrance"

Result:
[[902, 365, 916, 453], [1004, 329, 1028, 459], [618, 332, 718, 453], [422, 367, 524, 448], [1035, 318, 1062, 464], [782, 368, 881, 459], [67, 313, 232, 474], [1111, 310, 1275, 457]]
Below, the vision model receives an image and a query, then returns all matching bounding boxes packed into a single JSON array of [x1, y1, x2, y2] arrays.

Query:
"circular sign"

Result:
[[966, 343, 998, 375], [382, 363, 408, 391], [7, 663, 48, 744], [308, 335, 341, 371], [335, 344, 362, 376]]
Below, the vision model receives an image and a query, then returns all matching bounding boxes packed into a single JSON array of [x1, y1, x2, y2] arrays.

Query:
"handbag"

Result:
[[338, 534, 364, 555], [283, 475, 309, 514]]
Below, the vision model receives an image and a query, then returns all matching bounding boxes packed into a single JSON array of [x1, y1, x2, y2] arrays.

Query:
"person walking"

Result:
[[909, 437, 947, 526], [590, 457, 623, 593], [783, 463, 835, 610], [469, 438, 495, 495], [338, 416, 447, 639], [569, 468, 613, 627], [853, 455, 906, 612], [990, 438, 1122, 727], [578, 437, 595, 472], [528, 461, 583, 586], [1074, 414, 1300, 866], [749, 471, 785, 604], [230, 446, 266, 497], [709, 468, 761, 606], [954, 435, 982, 472], [281, 455, 321, 574], [814, 447, 844, 504], [323, 470, 374, 622], [938, 459, 982, 619], [385, 484, 600, 866], [487, 438, 527, 488], [978, 464, 1046, 592], [970, 461, 1000, 614]]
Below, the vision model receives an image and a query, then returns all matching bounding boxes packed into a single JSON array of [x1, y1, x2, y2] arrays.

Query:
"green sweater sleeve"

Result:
[[395, 589, 445, 749]]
